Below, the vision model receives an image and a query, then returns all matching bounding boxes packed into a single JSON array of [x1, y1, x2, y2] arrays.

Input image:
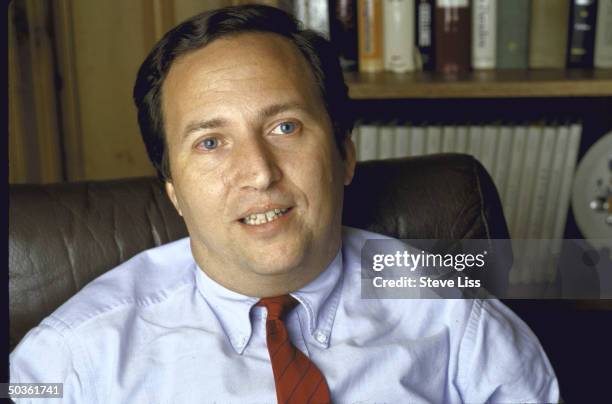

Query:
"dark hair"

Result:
[[133, 4, 353, 180]]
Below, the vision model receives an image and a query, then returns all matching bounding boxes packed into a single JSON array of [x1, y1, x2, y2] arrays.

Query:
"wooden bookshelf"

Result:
[[345, 69, 612, 99]]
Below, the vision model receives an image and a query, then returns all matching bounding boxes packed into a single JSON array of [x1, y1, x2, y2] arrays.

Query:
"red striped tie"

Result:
[[257, 295, 332, 404]]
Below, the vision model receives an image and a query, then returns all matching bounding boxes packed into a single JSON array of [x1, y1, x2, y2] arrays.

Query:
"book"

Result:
[[415, 0, 435, 70], [455, 126, 469, 154], [496, 0, 530, 69], [358, 0, 384, 72], [514, 124, 543, 238], [493, 125, 512, 204], [358, 123, 379, 161], [330, 0, 359, 71], [480, 124, 497, 176], [394, 123, 411, 158], [425, 126, 442, 154], [308, 0, 330, 38], [595, 0, 612, 68], [378, 123, 395, 159], [472, 0, 497, 69], [441, 125, 456, 152], [410, 125, 426, 155], [383, 0, 416, 72], [292, 0, 309, 26], [567, 0, 598, 68], [545, 123, 582, 282], [435, 0, 471, 75], [537, 125, 569, 282], [352, 123, 362, 161], [467, 125, 483, 161], [528, 0, 570, 68], [503, 125, 527, 238]]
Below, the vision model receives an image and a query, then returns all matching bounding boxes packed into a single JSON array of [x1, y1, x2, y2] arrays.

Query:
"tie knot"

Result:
[[257, 295, 297, 320]]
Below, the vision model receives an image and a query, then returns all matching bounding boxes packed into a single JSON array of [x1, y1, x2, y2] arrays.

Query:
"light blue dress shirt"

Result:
[[10, 226, 559, 403]]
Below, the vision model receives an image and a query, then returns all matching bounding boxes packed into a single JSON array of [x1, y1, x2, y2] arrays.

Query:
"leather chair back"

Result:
[[9, 154, 510, 348]]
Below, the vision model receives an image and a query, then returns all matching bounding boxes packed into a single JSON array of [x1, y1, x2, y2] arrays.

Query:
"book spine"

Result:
[[384, 0, 416, 72], [358, 0, 385, 72], [352, 123, 362, 161], [441, 125, 457, 152], [455, 126, 469, 154], [330, 0, 359, 71], [547, 123, 582, 281], [410, 125, 426, 155], [514, 124, 543, 239], [359, 123, 379, 160], [467, 125, 483, 161], [538, 125, 569, 282], [308, 0, 331, 38], [378, 124, 395, 159], [480, 125, 498, 176], [425, 126, 442, 154], [293, 0, 309, 27], [472, 0, 497, 69], [415, 0, 435, 70], [529, 0, 571, 68], [504, 125, 527, 238], [394, 124, 411, 158], [496, 0, 530, 69], [435, 0, 471, 75], [493, 125, 512, 204], [595, 0, 612, 67], [567, 0, 598, 67]]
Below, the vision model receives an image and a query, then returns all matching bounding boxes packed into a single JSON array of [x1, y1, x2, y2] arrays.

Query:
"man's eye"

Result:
[[271, 121, 298, 135], [197, 137, 219, 150]]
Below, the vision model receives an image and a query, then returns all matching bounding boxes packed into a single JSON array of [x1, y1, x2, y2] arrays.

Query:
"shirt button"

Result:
[[315, 331, 328, 343]]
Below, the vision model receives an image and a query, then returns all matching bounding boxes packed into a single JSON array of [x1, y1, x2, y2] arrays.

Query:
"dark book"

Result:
[[567, 0, 598, 67], [496, 0, 530, 69], [435, 0, 471, 75], [330, 0, 359, 71], [415, 0, 435, 70]]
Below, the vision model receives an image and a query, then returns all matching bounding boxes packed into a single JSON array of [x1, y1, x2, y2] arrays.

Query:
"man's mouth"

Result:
[[240, 208, 291, 226]]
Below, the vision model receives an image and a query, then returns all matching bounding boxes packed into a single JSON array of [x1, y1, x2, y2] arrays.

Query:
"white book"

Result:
[[455, 126, 469, 154], [522, 125, 556, 283], [514, 123, 543, 240], [595, 0, 612, 68], [394, 123, 411, 158], [383, 0, 416, 72], [480, 125, 498, 176], [425, 126, 442, 154], [546, 123, 582, 281], [293, 0, 309, 27], [468, 125, 483, 161], [307, 0, 330, 38], [541, 125, 570, 240], [441, 126, 456, 152], [493, 125, 513, 204], [359, 123, 379, 161], [537, 125, 570, 282], [410, 125, 426, 156], [472, 0, 497, 69], [504, 126, 528, 238], [379, 124, 395, 159]]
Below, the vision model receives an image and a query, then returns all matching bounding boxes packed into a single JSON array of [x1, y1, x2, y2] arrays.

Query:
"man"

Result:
[[10, 5, 559, 403]]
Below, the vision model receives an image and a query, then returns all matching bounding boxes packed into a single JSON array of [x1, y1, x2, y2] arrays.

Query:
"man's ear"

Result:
[[342, 136, 357, 186], [165, 181, 183, 217]]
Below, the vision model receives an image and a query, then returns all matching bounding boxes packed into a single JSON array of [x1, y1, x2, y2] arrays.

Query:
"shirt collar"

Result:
[[193, 249, 344, 354]]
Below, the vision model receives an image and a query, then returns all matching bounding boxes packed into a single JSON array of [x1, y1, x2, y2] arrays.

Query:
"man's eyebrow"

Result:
[[182, 101, 308, 138]]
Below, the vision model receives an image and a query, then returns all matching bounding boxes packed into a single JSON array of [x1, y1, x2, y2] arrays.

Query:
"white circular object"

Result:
[[571, 131, 612, 252]]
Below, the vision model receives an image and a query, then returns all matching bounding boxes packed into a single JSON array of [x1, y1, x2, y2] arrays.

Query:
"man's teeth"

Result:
[[242, 208, 289, 225]]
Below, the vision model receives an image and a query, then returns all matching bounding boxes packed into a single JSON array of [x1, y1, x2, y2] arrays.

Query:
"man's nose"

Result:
[[230, 137, 281, 191]]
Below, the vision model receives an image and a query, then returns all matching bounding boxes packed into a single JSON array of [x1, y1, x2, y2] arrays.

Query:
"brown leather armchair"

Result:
[[9, 154, 510, 349]]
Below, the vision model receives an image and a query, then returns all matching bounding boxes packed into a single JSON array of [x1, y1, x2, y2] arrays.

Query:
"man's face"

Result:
[[162, 33, 356, 296]]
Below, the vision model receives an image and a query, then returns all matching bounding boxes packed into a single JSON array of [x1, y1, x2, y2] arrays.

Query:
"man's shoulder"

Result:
[[46, 237, 196, 332]]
